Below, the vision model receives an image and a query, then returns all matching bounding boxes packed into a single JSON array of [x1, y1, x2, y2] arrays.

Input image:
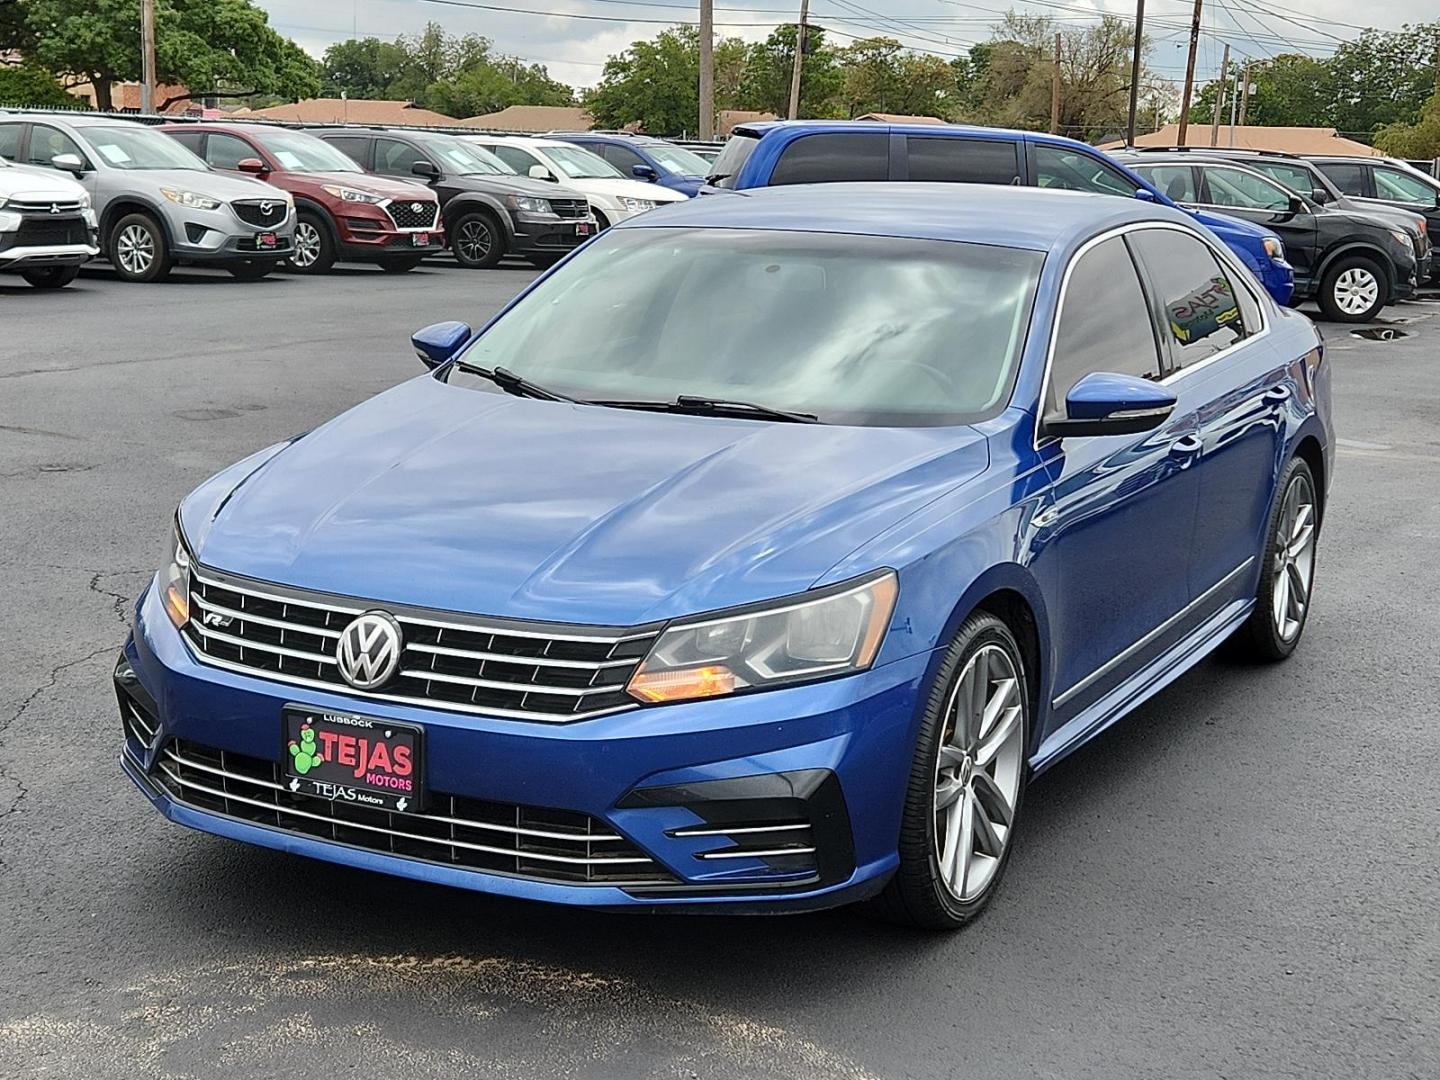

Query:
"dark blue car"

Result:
[[119, 184, 1330, 928], [709, 120, 1296, 306], [551, 132, 710, 196]]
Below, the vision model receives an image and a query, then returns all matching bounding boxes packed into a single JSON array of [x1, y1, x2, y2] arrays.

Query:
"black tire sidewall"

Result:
[[109, 212, 170, 283], [290, 210, 335, 273], [1319, 255, 1386, 323], [451, 211, 505, 269], [23, 265, 80, 288]]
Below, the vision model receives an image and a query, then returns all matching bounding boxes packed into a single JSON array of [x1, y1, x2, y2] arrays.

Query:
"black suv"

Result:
[[1304, 154, 1440, 250], [306, 127, 594, 269], [1123, 147, 1433, 284], [1113, 151, 1419, 322]]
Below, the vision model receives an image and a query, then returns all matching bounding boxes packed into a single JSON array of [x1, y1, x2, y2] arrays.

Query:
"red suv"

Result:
[[159, 123, 443, 273]]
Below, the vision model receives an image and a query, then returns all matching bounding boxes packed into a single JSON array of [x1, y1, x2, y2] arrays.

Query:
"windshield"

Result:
[[643, 143, 711, 177], [710, 134, 757, 187], [80, 125, 207, 170], [544, 144, 622, 179], [257, 129, 363, 173], [421, 135, 510, 175], [451, 227, 1044, 426]]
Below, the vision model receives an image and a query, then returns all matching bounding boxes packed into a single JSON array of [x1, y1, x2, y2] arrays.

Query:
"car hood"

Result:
[[453, 173, 566, 198], [182, 376, 989, 626], [1186, 206, 1279, 242], [139, 168, 288, 200], [296, 172, 436, 200], [0, 163, 89, 200], [572, 176, 687, 203]]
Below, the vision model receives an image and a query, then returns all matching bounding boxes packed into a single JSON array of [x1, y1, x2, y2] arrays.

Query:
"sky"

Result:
[[255, 0, 1431, 94]]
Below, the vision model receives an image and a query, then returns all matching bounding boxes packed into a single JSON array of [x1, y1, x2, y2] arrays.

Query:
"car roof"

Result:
[[10, 113, 139, 128], [733, 119, 1090, 147], [156, 122, 290, 136], [617, 182, 1196, 252]]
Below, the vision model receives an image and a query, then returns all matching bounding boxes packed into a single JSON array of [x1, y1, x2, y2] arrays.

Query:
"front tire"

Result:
[[110, 212, 172, 283], [22, 265, 81, 289], [450, 211, 505, 269], [872, 612, 1031, 930], [287, 211, 335, 273], [1318, 255, 1386, 322], [1230, 456, 1319, 661], [227, 260, 277, 281]]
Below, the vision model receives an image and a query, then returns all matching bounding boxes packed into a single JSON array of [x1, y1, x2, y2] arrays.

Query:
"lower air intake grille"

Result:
[[150, 738, 675, 886]]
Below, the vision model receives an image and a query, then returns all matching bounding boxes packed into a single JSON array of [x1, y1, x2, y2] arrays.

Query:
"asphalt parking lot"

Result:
[[2, 262, 1437, 1080]]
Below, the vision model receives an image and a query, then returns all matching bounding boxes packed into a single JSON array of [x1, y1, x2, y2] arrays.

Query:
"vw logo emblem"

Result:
[[335, 611, 403, 690], [260, 200, 275, 215], [410, 202, 423, 213]]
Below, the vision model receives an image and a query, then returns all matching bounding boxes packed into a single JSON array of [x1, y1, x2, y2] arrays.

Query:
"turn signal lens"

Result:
[[626, 571, 898, 706], [160, 525, 191, 629], [628, 664, 736, 703]]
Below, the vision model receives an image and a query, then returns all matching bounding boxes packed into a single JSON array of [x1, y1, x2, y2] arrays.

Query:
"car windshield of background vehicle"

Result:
[[644, 143, 711, 176], [259, 130, 364, 173], [420, 136, 508, 175], [1204, 168, 1291, 211], [452, 227, 1045, 427], [545, 145, 623, 180], [79, 126, 206, 170], [1374, 166, 1437, 203]]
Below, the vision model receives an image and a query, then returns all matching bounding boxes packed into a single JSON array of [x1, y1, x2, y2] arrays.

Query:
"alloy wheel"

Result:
[[116, 224, 154, 276], [932, 643, 1025, 903], [1333, 267, 1379, 316], [292, 221, 322, 268], [457, 219, 492, 263], [1271, 472, 1317, 641]]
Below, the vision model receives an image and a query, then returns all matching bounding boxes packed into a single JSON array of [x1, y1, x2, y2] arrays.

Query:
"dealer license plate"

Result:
[[257, 232, 278, 248], [412, 232, 430, 247], [283, 707, 423, 813]]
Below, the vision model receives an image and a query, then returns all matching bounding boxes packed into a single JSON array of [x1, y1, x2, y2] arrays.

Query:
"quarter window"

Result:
[[205, 132, 257, 170], [1128, 228, 1249, 368], [1034, 145, 1135, 196], [770, 133, 889, 185], [1373, 166, 1436, 203], [906, 137, 1019, 184], [26, 125, 86, 169], [1047, 236, 1161, 420]]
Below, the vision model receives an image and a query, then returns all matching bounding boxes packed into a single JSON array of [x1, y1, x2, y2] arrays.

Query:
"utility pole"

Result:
[[1229, 59, 1246, 145], [698, 0, 715, 140], [140, 0, 156, 114], [1209, 43, 1229, 147], [787, 0, 810, 120], [1125, 0, 1146, 146], [1050, 32, 1061, 135], [1238, 61, 1252, 128], [1176, 0, 1203, 144]]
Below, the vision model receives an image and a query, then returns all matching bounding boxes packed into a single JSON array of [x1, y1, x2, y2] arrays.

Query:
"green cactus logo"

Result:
[[288, 724, 324, 774]]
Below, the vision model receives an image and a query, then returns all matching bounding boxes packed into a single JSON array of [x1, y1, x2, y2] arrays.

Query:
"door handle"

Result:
[[1169, 434, 1203, 456], [1263, 385, 1292, 405]]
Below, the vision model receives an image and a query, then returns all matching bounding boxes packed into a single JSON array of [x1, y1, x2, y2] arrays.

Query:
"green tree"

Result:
[[738, 24, 842, 118], [1329, 23, 1440, 137], [321, 37, 412, 98], [1191, 53, 1335, 128], [22, 0, 319, 110], [0, 62, 78, 107], [424, 56, 573, 119], [1376, 91, 1440, 158], [585, 25, 745, 134]]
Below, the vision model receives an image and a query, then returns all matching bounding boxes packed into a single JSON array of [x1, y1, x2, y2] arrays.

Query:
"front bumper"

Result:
[[333, 203, 444, 260], [508, 213, 597, 255], [168, 206, 295, 263], [0, 240, 97, 269], [120, 583, 925, 911]]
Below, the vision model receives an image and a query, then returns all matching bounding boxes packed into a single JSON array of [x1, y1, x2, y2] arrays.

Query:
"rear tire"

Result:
[[378, 254, 425, 273], [1317, 255, 1386, 322], [869, 612, 1031, 930], [450, 211, 505, 269], [109, 212, 172, 283], [287, 210, 336, 273], [227, 260, 277, 281], [1229, 456, 1319, 661], [22, 265, 81, 289], [593, 209, 612, 231]]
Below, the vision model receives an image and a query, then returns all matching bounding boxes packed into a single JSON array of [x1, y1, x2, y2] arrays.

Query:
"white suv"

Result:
[[0, 150, 98, 289], [458, 135, 686, 229]]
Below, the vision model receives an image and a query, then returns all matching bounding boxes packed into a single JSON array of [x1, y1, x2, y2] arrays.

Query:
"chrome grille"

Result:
[[182, 568, 658, 722], [385, 200, 439, 230], [15, 217, 89, 245], [150, 738, 674, 885], [10, 199, 85, 214], [549, 199, 588, 219]]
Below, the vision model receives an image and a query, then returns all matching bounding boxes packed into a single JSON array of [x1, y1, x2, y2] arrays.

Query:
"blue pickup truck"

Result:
[[708, 121, 1295, 306]]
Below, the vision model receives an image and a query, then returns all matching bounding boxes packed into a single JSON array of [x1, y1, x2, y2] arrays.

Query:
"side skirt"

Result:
[[1030, 597, 1255, 776]]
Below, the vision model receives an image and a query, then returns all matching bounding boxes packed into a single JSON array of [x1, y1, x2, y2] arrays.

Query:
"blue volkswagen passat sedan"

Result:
[[118, 185, 1331, 928]]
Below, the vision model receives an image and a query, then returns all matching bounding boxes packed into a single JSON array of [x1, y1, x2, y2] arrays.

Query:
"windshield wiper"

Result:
[[669, 395, 820, 423], [457, 363, 591, 405]]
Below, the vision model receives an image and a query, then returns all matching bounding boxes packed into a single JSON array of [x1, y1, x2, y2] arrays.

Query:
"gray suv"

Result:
[[0, 114, 296, 282]]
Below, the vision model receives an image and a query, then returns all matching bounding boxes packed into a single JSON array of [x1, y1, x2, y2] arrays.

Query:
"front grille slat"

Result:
[[185, 570, 657, 722], [15, 217, 89, 246], [384, 201, 440, 230], [152, 739, 673, 885]]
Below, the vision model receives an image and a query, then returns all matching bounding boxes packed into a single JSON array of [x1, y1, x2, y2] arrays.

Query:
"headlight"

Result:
[[77, 191, 91, 209], [627, 572, 898, 704], [160, 524, 191, 630], [160, 188, 222, 210], [1262, 236, 1285, 260], [507, 195, 551, 213], [1389, 229, 1410, 248], [621, 197, 657, 212], [321, 184, 383, 204]]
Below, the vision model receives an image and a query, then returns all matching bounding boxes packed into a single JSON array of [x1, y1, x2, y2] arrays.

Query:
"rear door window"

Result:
[[905, 137, 1019, 184], [0, 123, 20, 160], [1315, 161, 1368, 197], [1128, 228, 1249, 369], [769, 133, 890, 185], [324, 136, 370, 169]]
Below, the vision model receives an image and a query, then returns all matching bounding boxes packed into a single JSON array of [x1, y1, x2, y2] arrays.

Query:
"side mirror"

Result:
[[527, 164, 555, 182], [1286, 194, 1307, 215], [1134, 187, 1159, 203], [1042, 372, 1177, 439], [236, 157, 267, 175], [412, 321, 472, 369], [1310, 187, 1331, 205], [51, 152, 85, 175], [631, 164, 658, 182], [411, 160, 439, 180]]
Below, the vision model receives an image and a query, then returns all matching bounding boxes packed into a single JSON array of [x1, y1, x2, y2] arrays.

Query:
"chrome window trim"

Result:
[[1032, 219, 1272, 452], [1052, 557, 1254, 709]]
